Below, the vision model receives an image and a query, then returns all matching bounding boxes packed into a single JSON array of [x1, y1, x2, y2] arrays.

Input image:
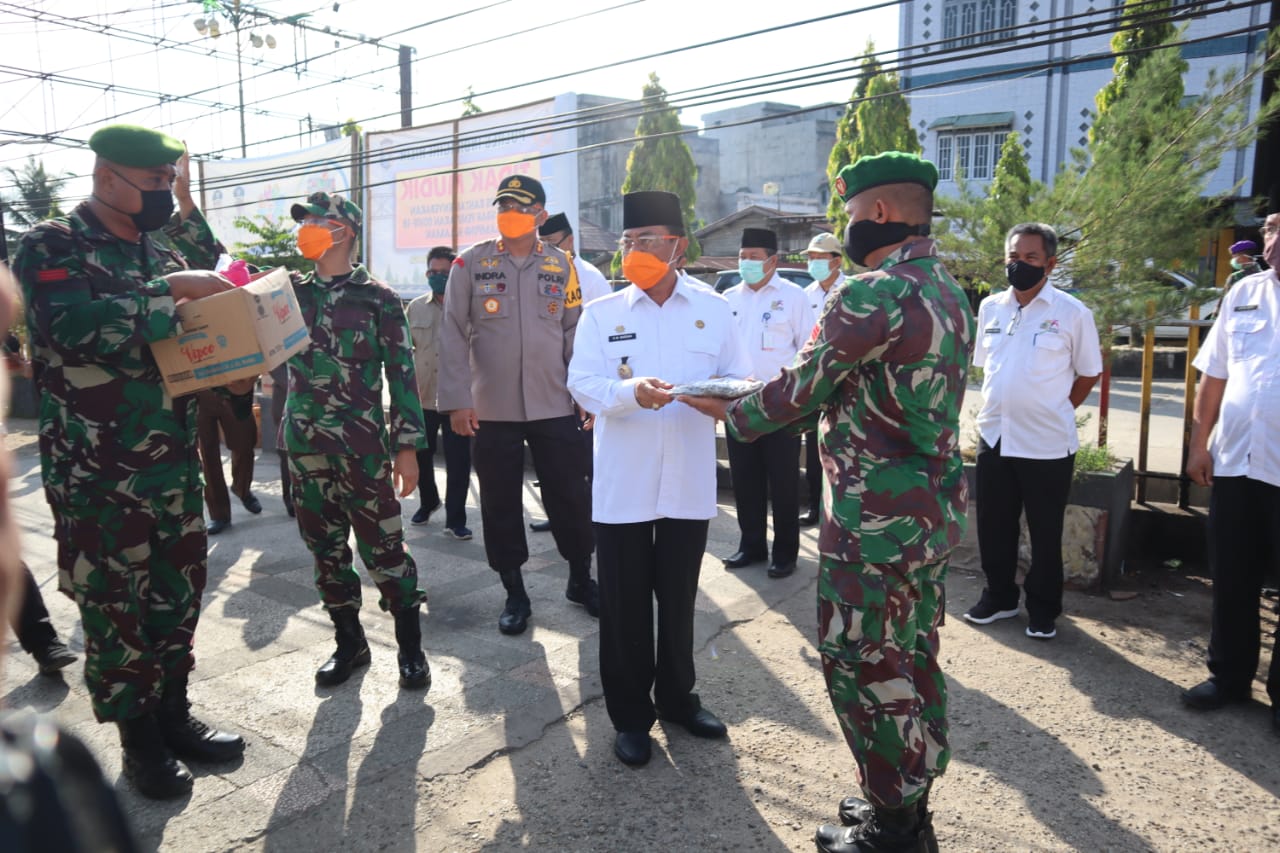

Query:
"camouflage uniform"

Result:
[[12, 201, 223, 722], [726, 238, 975, 809], [281, 264, 426, 613]]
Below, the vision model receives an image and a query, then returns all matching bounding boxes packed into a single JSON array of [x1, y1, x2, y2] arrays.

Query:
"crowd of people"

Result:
[[1, 120, 1276, 853]]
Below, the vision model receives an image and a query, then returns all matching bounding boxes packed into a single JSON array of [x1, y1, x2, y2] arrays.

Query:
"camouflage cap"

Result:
[[290, 191, 362, 234], [835, 151, 938, 202], [492, 174, 545, 207], [88, 124, 184, 168]]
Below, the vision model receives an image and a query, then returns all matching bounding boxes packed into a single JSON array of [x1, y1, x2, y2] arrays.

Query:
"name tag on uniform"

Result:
[[1234, 304, 1259, 312], [608, 332, 637, 342], [984, 323, 1001, 334]]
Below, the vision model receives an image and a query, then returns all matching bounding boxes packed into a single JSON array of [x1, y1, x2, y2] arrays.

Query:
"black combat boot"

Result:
[[565, 561, 599, 618], [157, 675, 246, 763], [838, 784, 937, 853], [393, 605, 431, 690], [117, 713, 193, 799], [498, 570, 532, 635], [315, 607, 371, 686], [815, 805, 927, 853]]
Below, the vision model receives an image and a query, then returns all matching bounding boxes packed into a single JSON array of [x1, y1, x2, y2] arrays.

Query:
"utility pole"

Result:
[[400, 45, 412, 128]]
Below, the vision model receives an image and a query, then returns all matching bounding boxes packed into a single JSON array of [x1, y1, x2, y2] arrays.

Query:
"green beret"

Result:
[[835, 151, 938, 203], [89, 124, 184, 168]]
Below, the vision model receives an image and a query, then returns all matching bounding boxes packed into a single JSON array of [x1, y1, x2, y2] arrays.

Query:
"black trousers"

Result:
[[596, 518, 708, 732], [13, 563, 59, 653], [472, 416, 593, 574], [803, 430, 822, 511], [726, 430, 801, 564], [417, 409, 472, 529], [975, 438, 1075, 622], [1206, 476, 1280, 703]]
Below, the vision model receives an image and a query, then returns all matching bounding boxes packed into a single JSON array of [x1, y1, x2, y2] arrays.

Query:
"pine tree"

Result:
[[1093, 0, 1179, 127], [825, 57, 920, 241], [825, 44, 880, 235], [618, 73, 701, 270]]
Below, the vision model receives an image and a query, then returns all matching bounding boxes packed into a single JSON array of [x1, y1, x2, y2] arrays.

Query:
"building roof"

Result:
[[693, 205, 833, 238], [578, 217, 620, 255]]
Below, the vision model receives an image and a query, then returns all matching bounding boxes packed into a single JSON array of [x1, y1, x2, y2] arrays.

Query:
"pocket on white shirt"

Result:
[[1227, 317, 1267, 361]]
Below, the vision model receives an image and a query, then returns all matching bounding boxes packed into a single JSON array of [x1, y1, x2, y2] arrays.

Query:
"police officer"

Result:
[[12, 124, 245, 799], [438, 175, 598, 635], [283, 191, 431, 692], [800, 232, 846, 526], [568, 190, 751, 766], [538, 212, 613, 305], [721, 227, 815, 578], [683, 152, 974, 852], [196, 378, 262, 535]]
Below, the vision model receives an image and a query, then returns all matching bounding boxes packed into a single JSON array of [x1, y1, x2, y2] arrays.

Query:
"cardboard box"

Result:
[[151, 267, 310, 396]]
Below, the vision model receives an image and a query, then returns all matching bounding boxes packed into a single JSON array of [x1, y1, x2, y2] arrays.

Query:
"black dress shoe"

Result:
[[499, 597, 532, 635], [1181, 679, 1250, 710], [767, 561, 796, 579], [723, 551, 765, 569], [659, 706, 727, 739], [240, 492, 262, 514], [529, 519, 552, 532], [207, 519, 231, 535], [613, 731, 652, 766], [799, 509, 819, 527]]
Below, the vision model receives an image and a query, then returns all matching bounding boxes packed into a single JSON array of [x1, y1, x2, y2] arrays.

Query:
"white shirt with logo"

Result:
[[804, 273, 846, 320], [568, 279, 752, 522], [973, 283, 1103, 459], [1193, 269, 1280, 487], [723, 272, 816, 382]]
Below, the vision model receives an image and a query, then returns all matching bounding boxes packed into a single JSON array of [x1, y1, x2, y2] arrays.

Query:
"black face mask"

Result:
[[843, 219, 930, 267], [1006, 260, 1046, 292], [105, 168, 176, 232]]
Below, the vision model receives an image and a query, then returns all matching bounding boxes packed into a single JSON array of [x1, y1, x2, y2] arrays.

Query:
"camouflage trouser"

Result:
[[288, 452, 425, 613], [52, 492, 207, 722], [817, 555, 950, 809]]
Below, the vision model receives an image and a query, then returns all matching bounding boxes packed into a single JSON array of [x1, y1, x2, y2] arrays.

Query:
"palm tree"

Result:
[[3, 157, 70, 257]]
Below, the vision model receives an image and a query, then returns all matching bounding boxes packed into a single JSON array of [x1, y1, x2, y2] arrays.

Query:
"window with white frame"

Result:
[[943, 0, 1017, 46], [932, 120, 1015, 182]]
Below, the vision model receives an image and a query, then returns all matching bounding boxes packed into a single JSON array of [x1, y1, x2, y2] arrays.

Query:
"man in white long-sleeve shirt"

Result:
[[568, 190, 752, 768]]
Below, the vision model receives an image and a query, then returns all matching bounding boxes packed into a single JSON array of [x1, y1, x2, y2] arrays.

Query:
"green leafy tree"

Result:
[[825, 54, 919, 240], [2, 157, 69, 258], [616, 72, 701, 274], [1093, 0, 1179, 132], [461, 86, 482, 117], [340, 118, 362, 137], [826, 44, 881, 234], [231, 215, 314, 274]]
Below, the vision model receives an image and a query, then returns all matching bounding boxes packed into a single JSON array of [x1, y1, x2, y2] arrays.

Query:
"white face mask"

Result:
[[807, 258, 834, 281]]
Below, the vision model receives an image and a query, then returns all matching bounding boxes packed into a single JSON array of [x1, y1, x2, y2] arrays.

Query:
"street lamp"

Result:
[[194, 1, 275, 158]]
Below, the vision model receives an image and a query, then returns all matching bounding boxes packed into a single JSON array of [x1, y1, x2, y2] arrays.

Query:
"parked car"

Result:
[[1108, 270, 1221, 341], [714, 268, 815, 293]]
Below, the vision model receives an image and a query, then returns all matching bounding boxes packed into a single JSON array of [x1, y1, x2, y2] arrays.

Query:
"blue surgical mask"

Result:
[[807, 258, 833, 281], [739, 259, 766, 285]]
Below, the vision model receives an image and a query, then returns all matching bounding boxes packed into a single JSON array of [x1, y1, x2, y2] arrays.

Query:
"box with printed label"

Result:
[[151, 266, 310, 396]]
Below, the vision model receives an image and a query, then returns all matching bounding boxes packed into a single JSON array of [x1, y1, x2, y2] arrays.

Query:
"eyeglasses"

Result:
[[618, 235, 678, 253], [496, 200, 537, 215]]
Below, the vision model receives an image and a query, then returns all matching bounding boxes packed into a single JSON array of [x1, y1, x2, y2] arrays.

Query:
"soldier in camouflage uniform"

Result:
[[682, 152, 974, 853], [282, 191, 431, 692], [11, 124, 246, 800]]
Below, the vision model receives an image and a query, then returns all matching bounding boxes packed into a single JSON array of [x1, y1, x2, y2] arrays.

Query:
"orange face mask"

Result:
[[497, 210, 536, 240], [297, 223, 340, 260], [622, 249, 674, 291]]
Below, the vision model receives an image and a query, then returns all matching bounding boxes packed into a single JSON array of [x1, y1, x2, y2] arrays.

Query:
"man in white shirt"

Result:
[[963, 223, 1102, 640], [800, 231, 846, 526], [539, 212, 613, 305], [722, 228, 816, 578], [568, 191, 751, 767], [1182, 211, 1280, 734]]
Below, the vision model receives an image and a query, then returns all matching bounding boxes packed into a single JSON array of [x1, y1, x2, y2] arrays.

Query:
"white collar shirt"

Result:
[[567, 278, 752, 523], [723, 272, 816, 382], [804, 272, 846, 319], [1192, 269, 1280, 487], [973, 283, 1103, 458], [572, 253, 613, 306]]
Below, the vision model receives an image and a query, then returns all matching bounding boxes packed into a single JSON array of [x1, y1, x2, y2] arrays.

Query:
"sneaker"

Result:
[[445, 526, 473, 540], [1026, 621, 1057, 640], [962, 597, 1019, 625], [412, 500, 441, 525]]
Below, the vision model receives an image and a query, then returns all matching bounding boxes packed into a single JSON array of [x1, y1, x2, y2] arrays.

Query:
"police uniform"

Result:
[[438, 176, 595, 633], [568, 190, 750, 763], [725, 153, 974, 849], [722, 231, 816, 576], [12, 123, 244, 798]]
